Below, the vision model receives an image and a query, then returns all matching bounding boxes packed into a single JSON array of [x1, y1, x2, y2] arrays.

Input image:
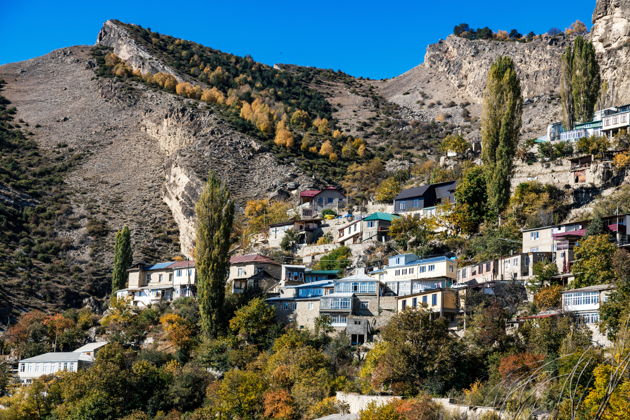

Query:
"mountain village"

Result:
[[1, 2, 630, 419]]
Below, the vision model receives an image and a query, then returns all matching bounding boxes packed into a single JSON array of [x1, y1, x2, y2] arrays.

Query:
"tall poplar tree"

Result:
[[195, 172, 234, 338], [111, 226, 132, 293], [560, 36, 600, 129], [481, 56, 523, 218]]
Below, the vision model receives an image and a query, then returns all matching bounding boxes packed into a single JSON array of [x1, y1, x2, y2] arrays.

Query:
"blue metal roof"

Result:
[[287, 280, 334, 289], [145, 262, 175, 271]]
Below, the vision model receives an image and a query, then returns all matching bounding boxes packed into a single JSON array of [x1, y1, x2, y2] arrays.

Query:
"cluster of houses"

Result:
[[540, 103, 630, 142], [114, 175, 629, 347]]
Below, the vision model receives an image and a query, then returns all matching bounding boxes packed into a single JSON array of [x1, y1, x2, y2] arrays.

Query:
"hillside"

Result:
[[1, 0, 630, 321]]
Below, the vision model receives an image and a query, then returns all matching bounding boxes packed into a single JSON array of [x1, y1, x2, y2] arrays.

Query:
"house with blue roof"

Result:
[[116, 260, 196, 307]]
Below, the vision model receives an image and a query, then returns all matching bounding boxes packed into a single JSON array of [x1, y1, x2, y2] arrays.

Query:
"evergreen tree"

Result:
[[481, 56, 523, 218], [195, 172, 234, 338], [560, 36, 600, 129], [111, 226, 132, 294]]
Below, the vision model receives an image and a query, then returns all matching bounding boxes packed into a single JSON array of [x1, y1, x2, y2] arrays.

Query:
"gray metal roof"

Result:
[[561, 284, 615, 293], [73, 342, 108, 353], [20, 352, 92, 363]]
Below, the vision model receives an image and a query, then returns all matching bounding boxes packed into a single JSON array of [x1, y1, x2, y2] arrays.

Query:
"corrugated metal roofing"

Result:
[[145, 262, 175, 271], [21, 352, 91, 363], [73, 342, 108, 353], [230, 254, 279, 265], [363, 212, 399, 222], [170, 260, 196, 269], [394, 185, 430, 200], [300, 189, 321, 198]]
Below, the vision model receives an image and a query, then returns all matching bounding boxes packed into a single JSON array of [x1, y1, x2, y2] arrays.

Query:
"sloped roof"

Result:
[[363, 212, 400, 222], [394, 185, 430, 200], [300, 189, 322, 198], [145, 262, 175, 271], [21, 352, 92, 363], [561, 284, 615, 293], [73, 342, 108, 353], [230, 254, 279, 265], [170, 260, 196, 269]]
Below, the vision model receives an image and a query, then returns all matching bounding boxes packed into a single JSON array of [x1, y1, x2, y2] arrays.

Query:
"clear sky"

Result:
[[0, 0, 596, 79]]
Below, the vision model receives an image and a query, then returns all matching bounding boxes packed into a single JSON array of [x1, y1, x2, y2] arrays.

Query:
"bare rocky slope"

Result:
[[1, 1, 630, 320]]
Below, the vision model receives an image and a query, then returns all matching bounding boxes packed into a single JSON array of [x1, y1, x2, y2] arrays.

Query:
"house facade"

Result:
[[361, 212, 399, 243], [373, 254, 457, 295], [228, 254, 281, 294], [393, 181, 456, 216], [117, 260, 196, 307], [299, 187, 346, 218], [268, 219, 324, 248], [561, 284, 615, 346], [396, 289, 458, 321], [337, 218, 363, 245], [17, 342, 107, 384], [522, 213, 629, 277]]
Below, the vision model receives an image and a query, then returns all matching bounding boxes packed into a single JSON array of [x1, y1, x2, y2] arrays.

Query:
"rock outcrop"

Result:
[[591, 0, 630, 105]]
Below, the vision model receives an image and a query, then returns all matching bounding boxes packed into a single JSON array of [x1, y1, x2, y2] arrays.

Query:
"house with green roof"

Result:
[[362, 212, 400, 243]]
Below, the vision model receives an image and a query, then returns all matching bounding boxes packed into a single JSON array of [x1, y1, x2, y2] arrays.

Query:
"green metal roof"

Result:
[[363, 212, 399, 222], [307, 269, 340, 275]]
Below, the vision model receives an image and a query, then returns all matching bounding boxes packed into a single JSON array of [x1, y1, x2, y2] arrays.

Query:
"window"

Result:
[[401, 300, 407, 309], [413, 199, 421, 208], [19, 364, 24, 372], [396, 257, 401, 264], [237, 267, 246, 277], [409, 268, 414, 274], [530, 232, 540, 240], [360, 301, 369, 309], [351, 334, 365, 345], [461, 268, 467, 278], [308, 302, 314, 310], [158, 274, 163, 282], [432, 294, 437, 306], [448, 266, 454, 272], [577, 312, 599, 324], [422, 295, 427, 304], [145, 273, 151, 282], [412, 297, 417, 308], [367, 221, 375, 228], [402, 268, 407, 275], [331, 314, 347, 325], [327, 197, 334, 204], [486, 262, 491, 271], [395, 269, 400, 276], [563, 291, 599, 307], [420, 266, 426, 273], [428, 265, 435, 271], [176, 269, 182, 277], [354, 320, 362, 325]]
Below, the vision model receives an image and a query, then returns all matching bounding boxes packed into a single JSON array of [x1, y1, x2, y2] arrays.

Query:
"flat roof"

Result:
[[395, 288, 453, 299]]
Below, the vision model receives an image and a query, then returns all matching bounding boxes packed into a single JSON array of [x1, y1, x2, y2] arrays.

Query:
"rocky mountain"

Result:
[[1, 1, 629, 322]]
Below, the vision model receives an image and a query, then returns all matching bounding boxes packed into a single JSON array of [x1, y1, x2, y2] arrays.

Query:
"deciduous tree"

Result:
[[195, 172, 234, 338], [481, 56, 522, 217]]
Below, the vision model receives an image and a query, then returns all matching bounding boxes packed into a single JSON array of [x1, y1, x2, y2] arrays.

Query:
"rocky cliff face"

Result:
[[592, 0, 630, 105]]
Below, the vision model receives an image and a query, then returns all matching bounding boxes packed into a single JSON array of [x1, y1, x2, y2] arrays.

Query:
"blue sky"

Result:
[[0, 0, 595, 79]]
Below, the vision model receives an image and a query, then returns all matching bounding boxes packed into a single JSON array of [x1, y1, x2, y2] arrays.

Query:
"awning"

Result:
[[608, 223, 626, 233]]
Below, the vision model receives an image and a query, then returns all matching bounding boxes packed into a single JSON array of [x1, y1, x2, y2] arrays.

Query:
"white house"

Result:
[[561, 284, 615, 346], [17, 342, 108, 384]]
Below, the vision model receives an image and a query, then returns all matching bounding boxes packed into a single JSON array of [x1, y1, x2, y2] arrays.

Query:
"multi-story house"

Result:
[[268, 269, 397, 345], [337, 218, 363, 245], [522, 213, 630, 277], [268, 219, 323, 248], [228, 254, 281, 294], [393, 181, 456, 217], [299, 187, 346, 218], [457, 252, 553, 285], [396, 289, 458, 321], [540, 104, 630, 142], [373, 254, 457, 296], [561, 284, 615, 346], [117, 260, 196, 307], [361, 212, 399, 243]]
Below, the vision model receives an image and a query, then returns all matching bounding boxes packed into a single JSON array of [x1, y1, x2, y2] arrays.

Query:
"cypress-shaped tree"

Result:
[[111, 226, 132, 293], [481, 56, 523, 218], [195, 172, 234, 338], [560, 36, 600, 129]]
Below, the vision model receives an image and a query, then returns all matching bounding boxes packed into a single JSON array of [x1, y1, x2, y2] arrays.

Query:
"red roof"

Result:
[[300, 189, 321, 198], [230, 254, 279, 265], [170, 260, 196, 269], [552, 229, 586, 239]]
